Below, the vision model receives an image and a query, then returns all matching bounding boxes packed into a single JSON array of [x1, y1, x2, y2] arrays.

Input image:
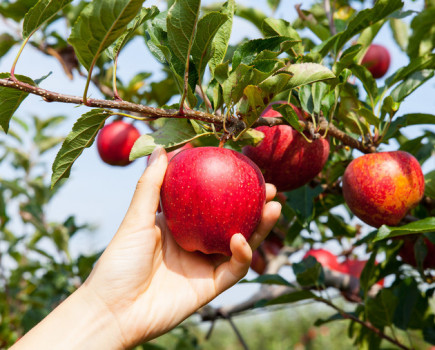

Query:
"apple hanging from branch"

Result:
[[361, 44, 391, 79], [97, 120, 141, 166], [342, 151, 425, 228], [243, 102, 330, 192]]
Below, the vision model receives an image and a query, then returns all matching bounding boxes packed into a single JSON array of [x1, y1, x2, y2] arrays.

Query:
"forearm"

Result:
[[11, 285, 125, 350]]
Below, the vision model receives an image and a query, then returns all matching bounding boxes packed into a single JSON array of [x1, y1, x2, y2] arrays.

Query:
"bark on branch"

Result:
[[0, 77, 376, 153]]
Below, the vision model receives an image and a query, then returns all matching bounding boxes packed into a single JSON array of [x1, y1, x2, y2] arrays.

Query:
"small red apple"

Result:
[[340, 259, 384, 286], [304, 249, 344, 272], [342, 151, 425, 228], [161, 147, 266, 255], [361, 44, 391, 79], [97, 120, 140, 166], [243, 102, 330, 192], [251, 233, 283, 274], [398, 236, 435, 269]]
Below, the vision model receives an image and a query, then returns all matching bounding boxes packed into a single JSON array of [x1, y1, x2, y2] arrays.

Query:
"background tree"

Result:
[[0, 0, 434, 349]]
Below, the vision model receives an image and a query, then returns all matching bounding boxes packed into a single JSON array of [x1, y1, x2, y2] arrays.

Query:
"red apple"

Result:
[[167, 142, 194, 161], [398, 236, 435, 269], [97, 120, 140, 166], [161, 147, 266, 255], [242, 102, 330, 192], [251, 233, 284, 274], [304, 249, 344, 272], [361, 44, 391, 79], [342, 151, 425, 228], [340, 259, 384, 286]]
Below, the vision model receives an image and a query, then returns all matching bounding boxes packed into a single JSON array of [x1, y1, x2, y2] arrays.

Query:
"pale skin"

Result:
[[11, 147, 282, 350]]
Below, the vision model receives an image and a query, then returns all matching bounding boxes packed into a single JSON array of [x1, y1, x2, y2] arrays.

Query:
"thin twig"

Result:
[[224, 315, 250, 350], [324, 0, 337, 35]]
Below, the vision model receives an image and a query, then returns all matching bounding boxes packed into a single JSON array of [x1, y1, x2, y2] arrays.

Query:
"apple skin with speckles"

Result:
[[97, 120, 140, 166], [160, 147, 266, 256], [342, 151, 425, 228], [361, 44, 391, 79], [242, 102, 330, 192]]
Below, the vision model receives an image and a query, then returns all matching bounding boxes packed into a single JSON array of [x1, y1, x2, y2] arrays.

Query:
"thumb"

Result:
[[120, 147, 168, 232]]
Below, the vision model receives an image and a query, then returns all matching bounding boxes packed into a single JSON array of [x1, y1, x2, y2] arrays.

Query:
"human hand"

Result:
[[12, 147, 281, 350], [83, 147, 281, 348]]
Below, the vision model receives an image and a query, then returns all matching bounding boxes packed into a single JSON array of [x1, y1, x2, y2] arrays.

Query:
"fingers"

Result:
[[249, 201, 282, 251], [213, 234, 252, 295], [121, 147, 168, 231], [265, 183, 277, 202]]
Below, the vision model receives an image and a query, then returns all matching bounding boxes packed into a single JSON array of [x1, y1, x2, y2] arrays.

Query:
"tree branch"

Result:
[[0, 78, 376, 153]]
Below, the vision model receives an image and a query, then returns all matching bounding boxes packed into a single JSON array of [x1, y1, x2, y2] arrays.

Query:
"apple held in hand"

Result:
[[243, 102, 330, 192], [166, 142, 194, 161], [161, 147, 266, 256], [342, 151, 425, 228], [361, 44, 391, 79], [304, 248, 344, 272], [399, 236, 435, 269], [97, 120, 140, 166], [251, 233, 283, 274]]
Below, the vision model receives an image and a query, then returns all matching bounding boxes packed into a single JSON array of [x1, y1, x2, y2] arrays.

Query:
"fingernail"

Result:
[[148, 147, 163, 167]]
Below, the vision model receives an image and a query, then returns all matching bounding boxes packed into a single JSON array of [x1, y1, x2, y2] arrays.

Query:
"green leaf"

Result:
[[240, 274, 293, 287], [293, 256, 324, 286], [386, 54, 435, 88], [107, 6, 160, 60], [350, 64, 378, 107], [232, 36, 293, 71], [374, 217, 435, 242], [407, 8, 435, 58], [51, 109, 111, 188], [285, 63, 335, 89], [256, 290, 316, 308], [262, 18, 303, 55], [0, 33, 17, 59], [144, 10, 170, 63], [366, 289, 398, 328], [0, 73, 35, 133], [191, 12, 228, 80], [357, 107, 379, 128], [267, 0, 280, 11], [130, 119, 212, 160], [269, 103, 303, 133], [390, 69, 435, 103], [425, 170, 435, 199], [385, 113, 435, 140], [239, 85, 265, 127], [312, 82, 328, 114], [317, 0, 403, 56], [222, 64, 269, 106], [167, 0, 201, 64], [68, 0, 145, 70], [209, 0, 234, 76], [354, 20, 385, 64], [23, 0, 72, 39], [287, 185, 324, 223], [0, 0, 36, 21], [327, 213, 357, 238], [389, 18, 408, 52]]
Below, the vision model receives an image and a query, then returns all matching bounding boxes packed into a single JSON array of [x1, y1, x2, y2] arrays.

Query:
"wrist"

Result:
[[12, 285, 125, 350]]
